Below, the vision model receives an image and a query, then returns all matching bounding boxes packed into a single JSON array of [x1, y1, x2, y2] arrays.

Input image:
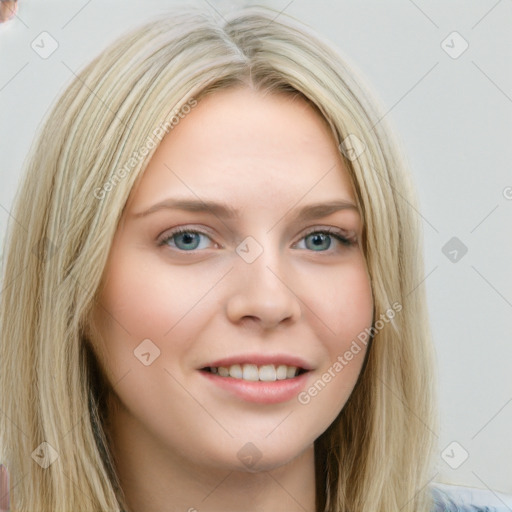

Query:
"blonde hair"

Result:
[[0, 6, 437, 511]]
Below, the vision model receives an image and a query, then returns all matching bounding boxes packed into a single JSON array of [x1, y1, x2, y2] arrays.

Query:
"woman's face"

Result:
[[91, 87, 373, 473]]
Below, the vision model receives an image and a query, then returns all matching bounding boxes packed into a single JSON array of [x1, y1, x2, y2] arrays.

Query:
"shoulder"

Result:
[[430, 482, 512, 511]]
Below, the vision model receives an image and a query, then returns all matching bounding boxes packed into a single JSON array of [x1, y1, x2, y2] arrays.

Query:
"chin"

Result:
[[223, 439, 313, 474]]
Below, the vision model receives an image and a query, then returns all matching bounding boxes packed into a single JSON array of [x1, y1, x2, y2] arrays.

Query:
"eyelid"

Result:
[[157, 226, 219, 248], [292, 226, 358, 251], [298, 225, 356, 242], [157, 224, 357, 252]]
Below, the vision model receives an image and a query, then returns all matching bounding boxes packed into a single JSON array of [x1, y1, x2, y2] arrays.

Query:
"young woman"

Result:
[[1, 6, 510, 512]]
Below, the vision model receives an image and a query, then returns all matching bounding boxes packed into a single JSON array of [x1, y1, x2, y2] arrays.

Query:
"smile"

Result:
[[203, 363, 308, 382], [199, 364, 312, 404]]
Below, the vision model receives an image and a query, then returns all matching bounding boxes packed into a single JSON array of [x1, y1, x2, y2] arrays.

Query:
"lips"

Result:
[[197, 353, 314, 404], [199, 354, 312, 382], [203, 363, 306, 381], [199, 353, 314, 371]]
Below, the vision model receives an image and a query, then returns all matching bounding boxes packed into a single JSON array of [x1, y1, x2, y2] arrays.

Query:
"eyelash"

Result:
[[157, 227, 356, 252]]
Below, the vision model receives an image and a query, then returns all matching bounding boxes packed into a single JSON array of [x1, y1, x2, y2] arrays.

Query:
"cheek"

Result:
[[98, 249, 209, 335], [92, 246, 225, 377], [297, 258, 373, 405], [300, 256, 373, 343]]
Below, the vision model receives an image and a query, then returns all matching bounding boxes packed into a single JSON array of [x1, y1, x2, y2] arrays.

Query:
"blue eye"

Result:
[[297, 230, 354, 252], [158, 227, 355, 253], [159, 229, 212, 251]]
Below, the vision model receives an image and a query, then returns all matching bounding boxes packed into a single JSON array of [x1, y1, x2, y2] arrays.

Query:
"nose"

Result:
[[225, 250, 302, 331]]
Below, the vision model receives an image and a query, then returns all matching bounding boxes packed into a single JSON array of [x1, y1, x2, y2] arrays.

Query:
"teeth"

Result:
[[228, 364, 242, 379], [218, 366, 229, 377], [286, 366, 297, 379], [211, 364, 300, 381], [259, 364, 276, 382], [242, 364, 259, 381], [276, 364, 288, 380]]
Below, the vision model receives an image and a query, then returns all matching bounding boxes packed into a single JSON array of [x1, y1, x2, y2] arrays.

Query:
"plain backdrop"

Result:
[[0, 0, 511, 494]]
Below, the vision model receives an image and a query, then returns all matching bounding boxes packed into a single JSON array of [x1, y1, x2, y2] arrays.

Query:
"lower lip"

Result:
[[199, 370, 310, 404]]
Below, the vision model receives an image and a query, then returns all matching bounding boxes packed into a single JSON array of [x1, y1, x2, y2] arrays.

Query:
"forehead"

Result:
[[126, 87, 357, 215]]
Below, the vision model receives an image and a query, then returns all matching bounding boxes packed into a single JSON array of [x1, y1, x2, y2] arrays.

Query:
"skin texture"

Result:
[[0, 1, 17, 23], [90, 87, 374, 512]]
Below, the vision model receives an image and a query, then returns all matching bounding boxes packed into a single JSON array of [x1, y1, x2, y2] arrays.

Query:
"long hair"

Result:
[[0, 6, 437, 511]]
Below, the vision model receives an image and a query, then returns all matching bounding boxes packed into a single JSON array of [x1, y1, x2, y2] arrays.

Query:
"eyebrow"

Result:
[[132, 198, 359, 221]]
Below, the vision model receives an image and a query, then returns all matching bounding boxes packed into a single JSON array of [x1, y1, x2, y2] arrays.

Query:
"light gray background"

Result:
[[1, 0, 511, 495]]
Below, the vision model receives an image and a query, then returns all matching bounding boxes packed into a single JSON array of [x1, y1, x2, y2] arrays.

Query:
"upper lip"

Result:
[[200, 353, 314, 371]]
